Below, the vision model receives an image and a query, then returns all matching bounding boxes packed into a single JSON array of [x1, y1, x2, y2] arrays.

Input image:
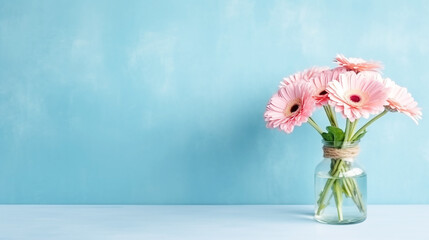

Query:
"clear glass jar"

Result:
[[314, 141, 367, 224]]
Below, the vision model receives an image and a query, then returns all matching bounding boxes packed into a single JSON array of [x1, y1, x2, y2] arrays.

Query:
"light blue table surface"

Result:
[[0, 205, 427, 240]]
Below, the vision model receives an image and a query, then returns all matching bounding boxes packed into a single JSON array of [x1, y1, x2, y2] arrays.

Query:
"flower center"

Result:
[[350, 95, 361, 103], [319, 90, 327, 95], [283, 99, 302, 117], [290, 104, 299, 113]]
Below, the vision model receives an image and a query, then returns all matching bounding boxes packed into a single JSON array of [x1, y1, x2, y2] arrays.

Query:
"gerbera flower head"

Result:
[[335, 54, 383, 73], [326, 71, 388, 122], [280, 66, 329, 87], [382, 78, 422, 124], [265, 81, 316, 133], [311, 67, 347, 107]]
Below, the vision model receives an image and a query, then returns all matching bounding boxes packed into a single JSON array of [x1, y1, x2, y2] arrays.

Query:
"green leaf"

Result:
[[353, 130, 367, 141], [322, 132, 334, 141], [326, 126, 345, 148]]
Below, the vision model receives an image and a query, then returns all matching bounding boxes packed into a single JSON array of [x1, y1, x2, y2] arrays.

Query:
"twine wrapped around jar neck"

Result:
[[323, 145, 360, 159]]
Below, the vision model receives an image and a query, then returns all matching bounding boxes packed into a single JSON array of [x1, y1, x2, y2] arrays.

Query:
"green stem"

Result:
[[339, 163, 364, 212], [323, 106, 338, 127], [349, 177, 365, 212], [307, 117, 324, 135], [350, 120, 359, 138], [316, 159, 342, 215], [333, 180, 343, 221], [351, 109, 388, 141], [343, 119, 352, 145], [330, 106, 338, 127]]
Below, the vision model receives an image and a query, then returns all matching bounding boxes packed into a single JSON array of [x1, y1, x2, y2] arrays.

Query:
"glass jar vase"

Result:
[[314, 141, 367, 224]]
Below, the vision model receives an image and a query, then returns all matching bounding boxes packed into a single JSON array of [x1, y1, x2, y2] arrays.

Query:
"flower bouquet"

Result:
[[264, 55, 422, 224]]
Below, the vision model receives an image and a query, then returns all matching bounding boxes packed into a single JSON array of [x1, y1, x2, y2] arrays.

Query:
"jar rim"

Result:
[[322, 140, 360, 148]]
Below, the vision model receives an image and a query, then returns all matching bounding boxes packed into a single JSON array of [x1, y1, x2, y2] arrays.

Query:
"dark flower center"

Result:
[[350, 95, 361, 103], [319, 90, 327, 95], [290, 104, 300, 113]]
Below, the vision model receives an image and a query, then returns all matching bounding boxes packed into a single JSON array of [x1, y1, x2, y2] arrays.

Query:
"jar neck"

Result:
[[322, 140, 360, 148], [322, 141, 360, 161]]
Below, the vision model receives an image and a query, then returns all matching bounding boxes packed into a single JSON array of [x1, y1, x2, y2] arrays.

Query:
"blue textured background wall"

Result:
[[0, 0, 428, 204]]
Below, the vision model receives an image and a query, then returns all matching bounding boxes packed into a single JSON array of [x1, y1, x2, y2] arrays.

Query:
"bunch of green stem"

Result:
[[316, 158, 365, 221], [308, 107, 388, 221]]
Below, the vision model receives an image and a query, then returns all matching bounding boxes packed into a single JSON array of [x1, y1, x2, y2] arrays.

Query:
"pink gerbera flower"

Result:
[[311, 67, 347, 107], [381, 78, 422, 124], [326, 71, 388, 122], [335, 54, 383, 73], [265, 82, 316, 133], [280, 66, 329, 87]]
